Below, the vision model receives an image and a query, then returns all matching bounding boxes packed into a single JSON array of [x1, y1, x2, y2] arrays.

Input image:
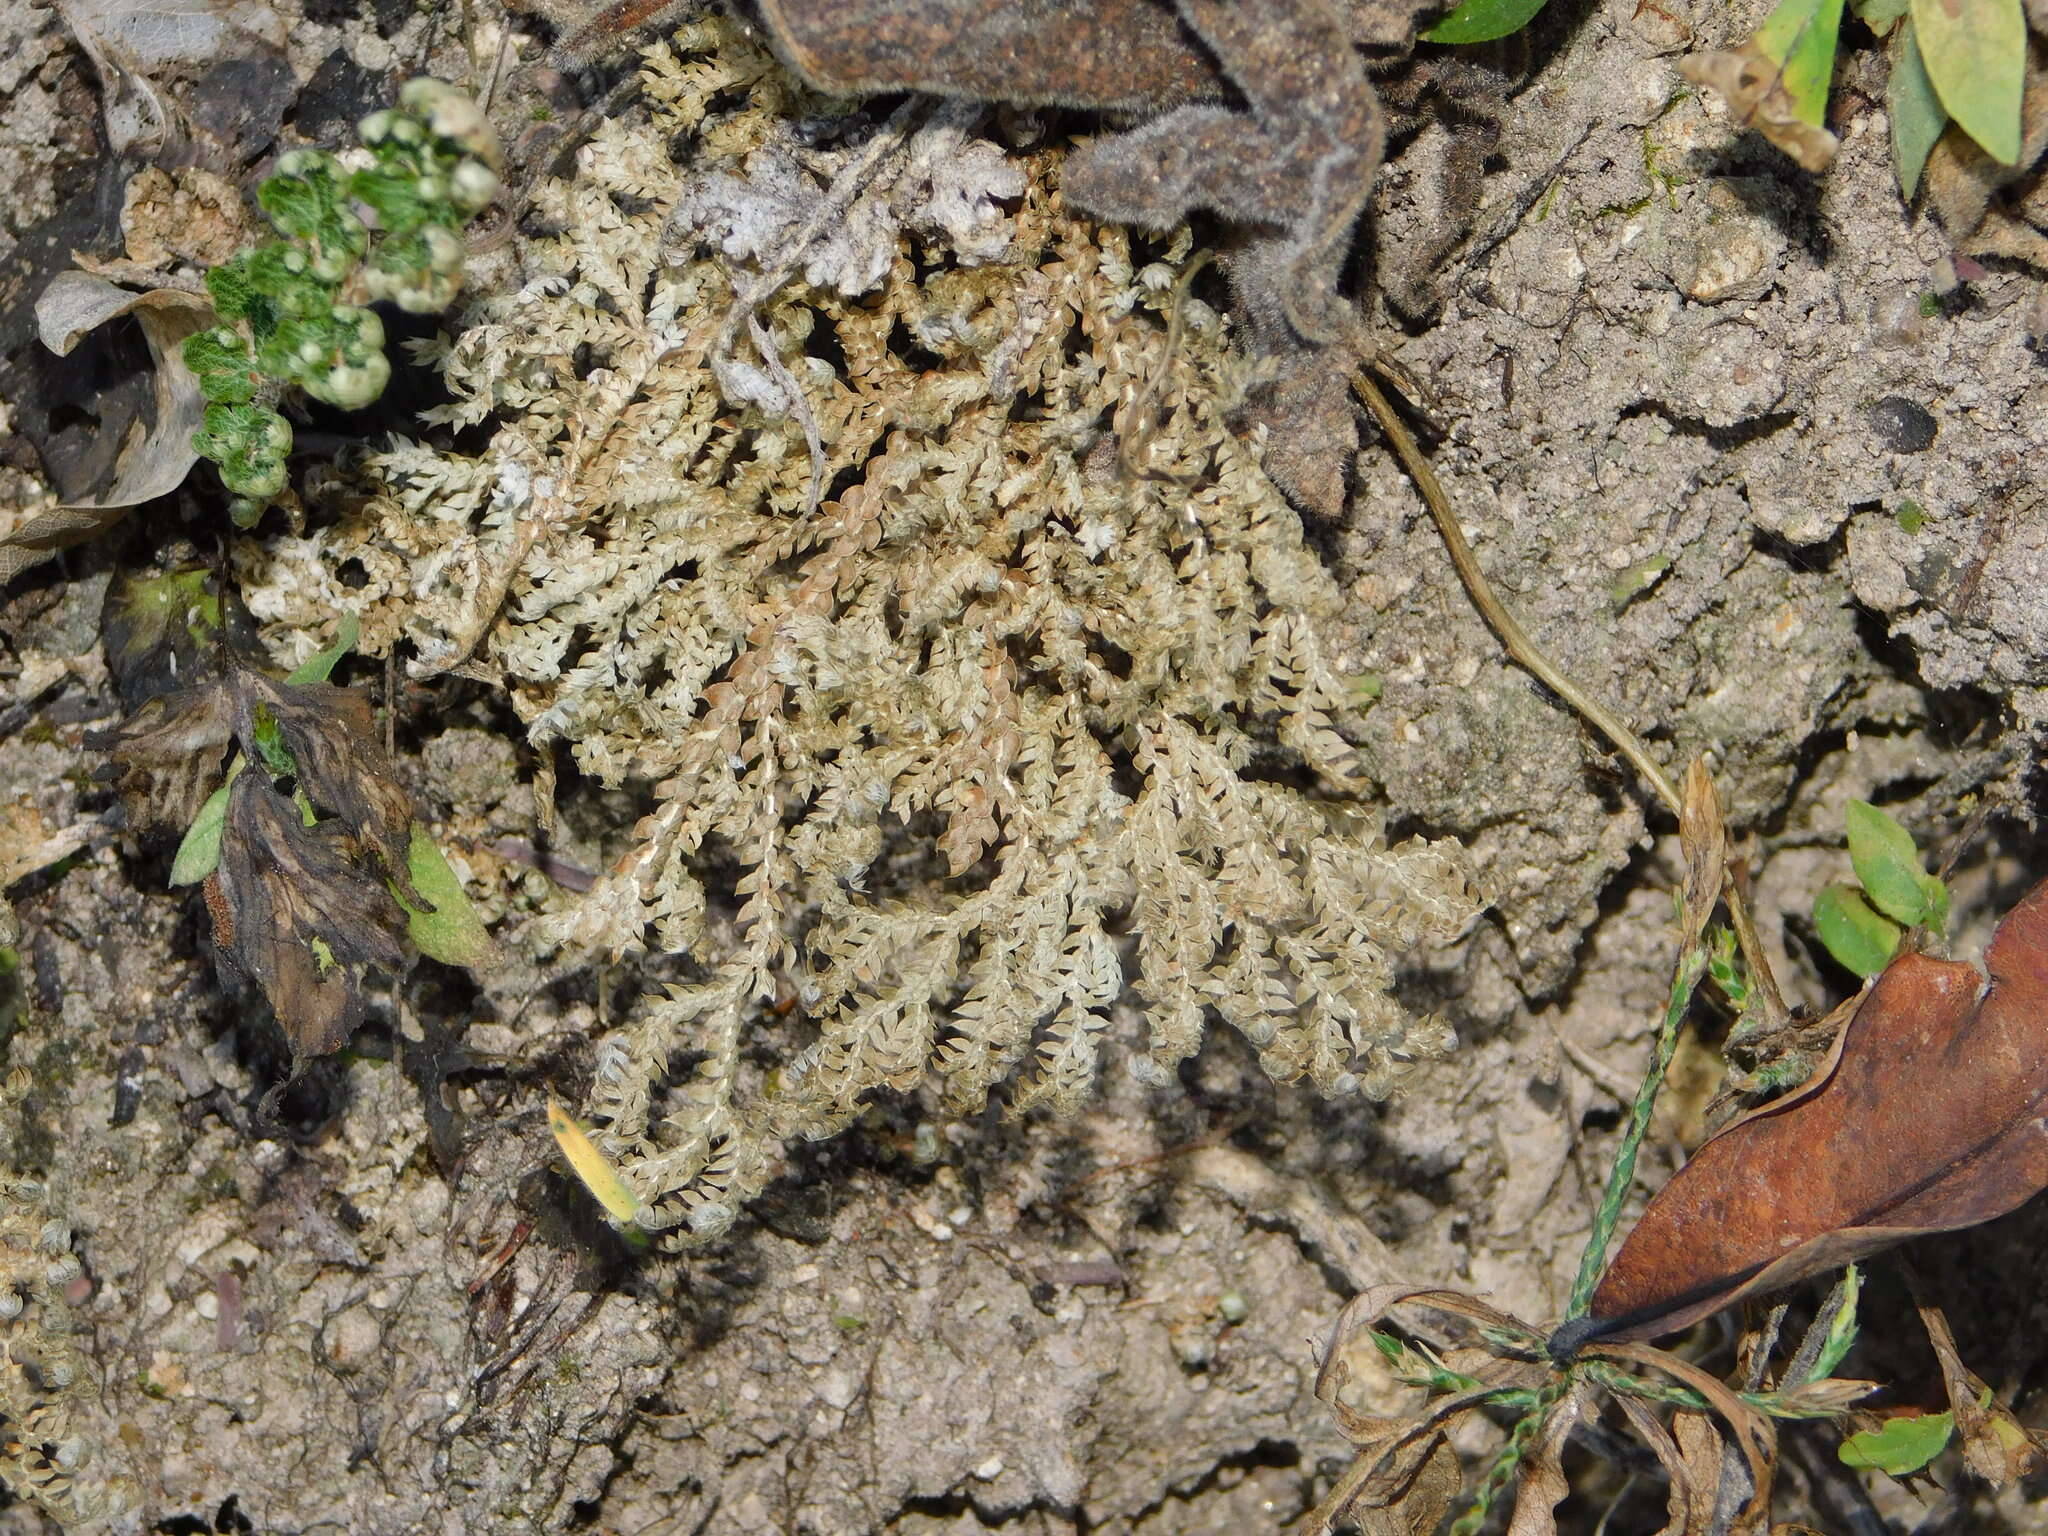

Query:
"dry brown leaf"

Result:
[[231, 671, 424, 905], [1679, 45, 1839, 173], [1583, 876, 2048, 1344], [1504, 1384, 1590, 1535], [1917, 1298, 2046, 1486], [89, 681, 236, 837], [1617, 1394, 1697, 1536], [208, 773, 408, 1059], [10, 273, 214, 581]]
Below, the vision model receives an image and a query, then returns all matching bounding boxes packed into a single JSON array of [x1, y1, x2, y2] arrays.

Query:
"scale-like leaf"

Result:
[[1911, 0, 2025, 164]]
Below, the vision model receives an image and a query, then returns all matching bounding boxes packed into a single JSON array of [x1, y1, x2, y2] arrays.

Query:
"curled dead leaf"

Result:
[[208, 773, 408, 1058], [1680, 45, 1840, 173], [9, 273, 214, 582], [88, 681, 236, 837], [1578, 875, 2048, 1345], [229, 670, 425, 905]]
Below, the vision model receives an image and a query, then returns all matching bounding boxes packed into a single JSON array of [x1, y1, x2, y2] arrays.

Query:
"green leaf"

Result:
[[1753, 0, 1849, 126], [1420, 0, 1551, 45], [395, 825, 495, 969], [1808, 1263, 1861, 1383], [1889, 21, 1950, 198], [286, 613, 360, 685], [1813, 884, 1902, 977], [1845, 800, 1943, 929], [1852, 0, 1911, 30], [170, 756, 246, 885], [1840, 1409, 1954, 1474], [1911, 0, 2025, 164]]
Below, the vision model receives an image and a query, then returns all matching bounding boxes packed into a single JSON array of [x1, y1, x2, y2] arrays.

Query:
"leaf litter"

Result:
[[1311, 747, 2048, 1530], [89, 605, 491, 1066]]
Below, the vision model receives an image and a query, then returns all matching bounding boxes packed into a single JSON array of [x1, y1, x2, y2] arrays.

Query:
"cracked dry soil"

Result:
[[3, 0, 2047, 1531]]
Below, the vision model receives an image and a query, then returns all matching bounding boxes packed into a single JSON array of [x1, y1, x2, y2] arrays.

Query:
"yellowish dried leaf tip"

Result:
[[546, 1098, 641, 1224]]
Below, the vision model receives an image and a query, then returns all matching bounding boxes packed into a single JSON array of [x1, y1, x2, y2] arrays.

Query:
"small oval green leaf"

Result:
[[1840, 1409, 1954, 1474], [1421, 0, 1551, 45], [169, 756, 248, 885], [285, 612, 361, 685], [1814, 883, 1902, 977], [1845, 800, 1937, 928], [395, 825, 495, 969], [1910, 0, 2025, 164], [1888, 21, 1949, 198]]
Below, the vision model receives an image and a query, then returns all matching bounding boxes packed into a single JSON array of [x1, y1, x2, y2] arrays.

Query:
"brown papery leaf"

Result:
[[87, 681, 236, 836], [1581, 876, 2048, 1344], [209, 774, 409, 1059], [1916, 1297, 2046, 1486]]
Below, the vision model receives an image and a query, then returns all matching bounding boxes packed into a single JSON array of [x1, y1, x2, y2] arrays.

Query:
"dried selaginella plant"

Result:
[[234, 16, 1485, 1245]]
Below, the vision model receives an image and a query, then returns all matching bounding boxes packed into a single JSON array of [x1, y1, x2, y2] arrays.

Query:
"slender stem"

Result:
[[1567, 944, 1707, 1318], [1351, 371, 1680, 814], [1352, 368, 1792, 1028]]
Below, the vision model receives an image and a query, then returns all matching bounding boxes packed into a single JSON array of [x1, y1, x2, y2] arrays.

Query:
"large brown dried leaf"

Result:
[[208, 773, 408, 1059], [756, 0, 1222, 108], [1584, 876, 2048, 1344]]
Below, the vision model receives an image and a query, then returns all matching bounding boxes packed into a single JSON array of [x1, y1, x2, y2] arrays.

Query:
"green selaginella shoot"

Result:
[[183, 79, 501, 524]]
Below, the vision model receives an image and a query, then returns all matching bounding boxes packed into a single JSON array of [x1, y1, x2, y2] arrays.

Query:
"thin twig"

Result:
[[1352, 368, 1791, 1024], [1351, 369, 1679, 813], [1120, 249, 1214, 485], [745, 311, 827, 518]]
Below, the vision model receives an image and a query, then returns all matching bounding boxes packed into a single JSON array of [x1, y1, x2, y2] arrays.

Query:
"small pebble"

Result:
[[1866, 396, 1937, 454]]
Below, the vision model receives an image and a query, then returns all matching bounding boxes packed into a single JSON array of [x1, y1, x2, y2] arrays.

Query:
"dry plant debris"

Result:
[[90, 617, 430, 1063], [237, 15, 1485, 1245], [1582, 873, 2048, 1346]]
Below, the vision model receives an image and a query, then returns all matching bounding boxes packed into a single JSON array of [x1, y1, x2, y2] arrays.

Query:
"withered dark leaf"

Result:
[[209, 773, 410, 1059], [1577, 876, 2048, 1345], [87, 681, 236, 836], [230, 669, 425, 906]]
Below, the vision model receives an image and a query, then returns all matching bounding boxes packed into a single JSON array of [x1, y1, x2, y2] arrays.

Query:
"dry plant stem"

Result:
[[1351, 369, 1679, 812], [1351, 370, 1788, 1019], [1120, 248, 1215, 484], [745, 310, 827, 517]]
